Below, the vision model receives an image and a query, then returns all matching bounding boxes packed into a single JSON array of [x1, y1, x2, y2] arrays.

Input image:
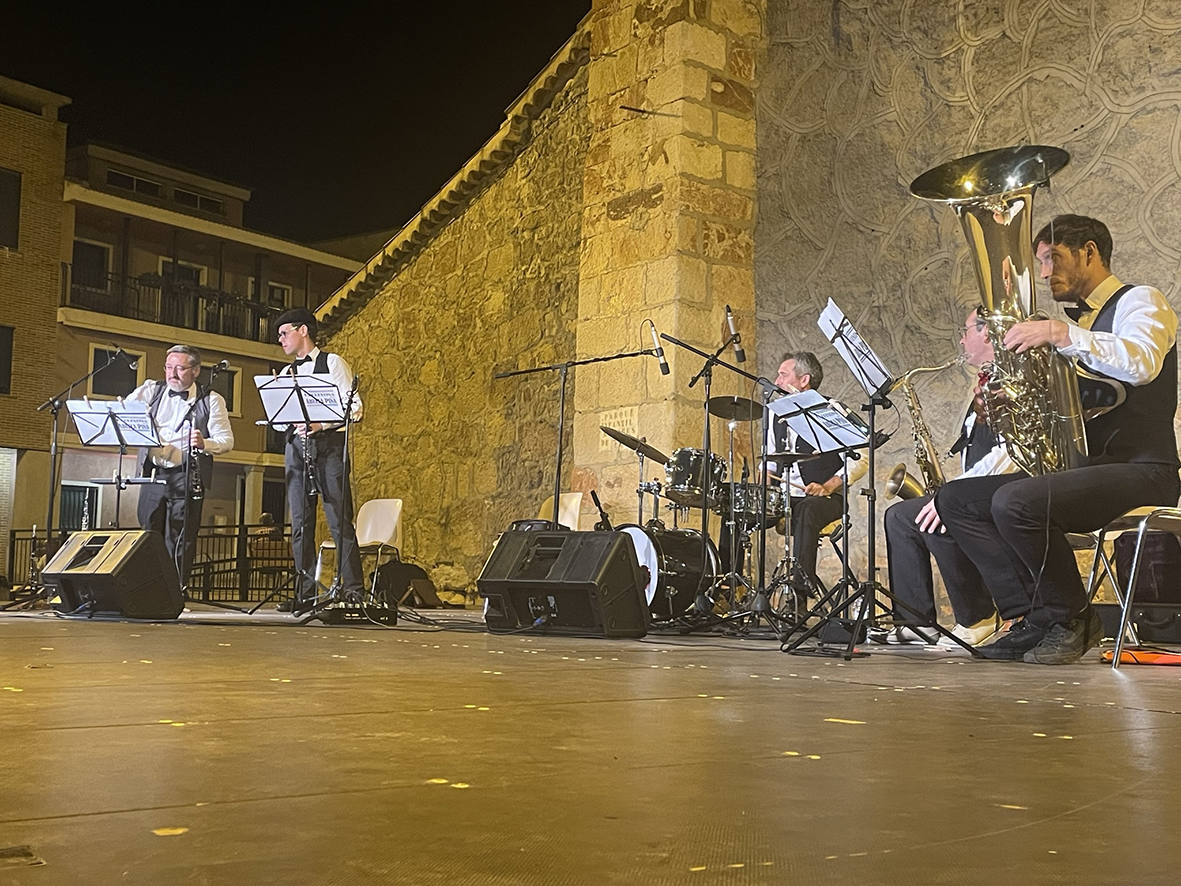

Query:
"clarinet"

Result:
[[190, 442, 204, 501], [304, 431, 319, 499]]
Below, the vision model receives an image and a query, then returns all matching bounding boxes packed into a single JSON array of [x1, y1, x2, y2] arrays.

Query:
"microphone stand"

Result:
[[659, 335, 793, 633], [175, 366, 245, 613], [494, 347, 658, 530]]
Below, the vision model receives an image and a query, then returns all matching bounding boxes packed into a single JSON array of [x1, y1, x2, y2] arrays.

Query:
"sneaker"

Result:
[[1023, 608, 1104, 665], [977, 618, 1045, 660], [887, 625, 939, 645], [938, 613, 1002, 648]]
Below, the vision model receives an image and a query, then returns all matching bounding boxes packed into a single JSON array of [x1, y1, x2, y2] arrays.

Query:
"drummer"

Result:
[[728, 352, 866, 595]]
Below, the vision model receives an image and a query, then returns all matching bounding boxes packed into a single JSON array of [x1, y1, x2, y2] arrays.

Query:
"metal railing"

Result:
[[62, 265, 281, 343], [8, 524, 296, 603]]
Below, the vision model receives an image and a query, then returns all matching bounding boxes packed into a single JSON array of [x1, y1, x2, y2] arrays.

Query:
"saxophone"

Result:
[[885, 357, 963, 500], [910, 145, 1088, 476]]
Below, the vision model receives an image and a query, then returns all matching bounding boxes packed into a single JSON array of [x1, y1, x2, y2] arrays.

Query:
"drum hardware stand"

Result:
[[659, 335, 796, 635], [498, 346, 661, 530], [598, 426, 669, 527]]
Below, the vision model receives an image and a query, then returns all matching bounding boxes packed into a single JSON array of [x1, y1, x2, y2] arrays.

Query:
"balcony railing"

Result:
[[8, 524, 297, 604], [63, 265, 281, 343]]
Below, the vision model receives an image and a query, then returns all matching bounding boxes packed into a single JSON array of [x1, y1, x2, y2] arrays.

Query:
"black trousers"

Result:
[[286, 433, 363, 598], [137, 467, 201, 585], [884, 493, 996, 627], [935, 463, 1180, 628], [721, 493, 844, 588]]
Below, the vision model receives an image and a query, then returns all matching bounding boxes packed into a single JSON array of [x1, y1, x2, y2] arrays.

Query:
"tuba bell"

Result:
[[909, 145, 1088, 476]]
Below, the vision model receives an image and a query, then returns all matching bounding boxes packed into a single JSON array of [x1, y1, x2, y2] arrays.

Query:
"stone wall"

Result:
[[328, 64, 592, 590], [756, 0, 1181, 590], [573, 0, 764, 535]]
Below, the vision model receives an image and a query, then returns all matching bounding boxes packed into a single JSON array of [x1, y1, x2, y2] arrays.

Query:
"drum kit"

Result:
[[600, 392, 797, 624]]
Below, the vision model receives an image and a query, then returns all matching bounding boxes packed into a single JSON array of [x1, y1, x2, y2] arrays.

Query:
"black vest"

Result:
[[138, 382, 213, 482], [949, 409, 999, 471], [1076, 285, 1179, 466], [285, 351, 332, 442]]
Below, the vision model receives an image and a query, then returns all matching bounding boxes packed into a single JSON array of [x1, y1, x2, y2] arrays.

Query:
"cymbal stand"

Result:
[[721, 420, 752, 603], [659, 335, 795, 633]]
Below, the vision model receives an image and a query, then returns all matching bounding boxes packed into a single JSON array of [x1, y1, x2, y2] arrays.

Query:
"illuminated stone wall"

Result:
[[329, 65, 592, 592]]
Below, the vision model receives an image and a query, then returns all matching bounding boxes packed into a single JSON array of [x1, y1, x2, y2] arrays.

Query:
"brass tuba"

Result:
[[909, 145, 1087, 476]]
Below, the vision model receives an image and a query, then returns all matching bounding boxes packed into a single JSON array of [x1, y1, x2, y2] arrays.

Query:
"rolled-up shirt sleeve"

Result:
[[1059, 285, 1177, 384]]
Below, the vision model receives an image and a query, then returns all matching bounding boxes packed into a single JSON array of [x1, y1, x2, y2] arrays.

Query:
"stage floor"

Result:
[[1, 606, 1180, 885]]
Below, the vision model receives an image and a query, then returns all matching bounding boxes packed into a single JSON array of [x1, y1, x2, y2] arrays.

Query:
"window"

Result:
[[200, 363, 239, 414], [72, 240, 111, 290], [267, 283, 291, 309], [106, 170, 134, 190], [0, 167, 20, 249], [159, 258, 206, 285], [0, 326, 12, 394], [105, 169, 161, 197], [89, 345, 143, 398], [174, 189, 200, 208], [198, 195, 224, 215]]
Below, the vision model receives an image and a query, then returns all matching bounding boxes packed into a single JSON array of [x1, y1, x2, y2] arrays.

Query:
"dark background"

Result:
[[3, 2, 590, 242]]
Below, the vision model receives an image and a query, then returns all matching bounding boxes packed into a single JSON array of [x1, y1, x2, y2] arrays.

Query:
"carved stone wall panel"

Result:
[[757, 0, 1181, 597]]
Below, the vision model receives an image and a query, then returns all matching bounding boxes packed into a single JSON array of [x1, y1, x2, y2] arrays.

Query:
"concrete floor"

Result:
[[1, 607, 1180, 885]]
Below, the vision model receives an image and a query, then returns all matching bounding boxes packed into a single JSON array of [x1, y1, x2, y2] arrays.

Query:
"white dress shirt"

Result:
[[128, 381, 234, 468], [1060, 275, 1177, 384], [283, 347, 363, 432]]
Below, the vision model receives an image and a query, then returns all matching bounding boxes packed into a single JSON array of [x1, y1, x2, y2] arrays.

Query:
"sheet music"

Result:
[[254, 373, 345, 425], [66, 399, 160, 447], [817, 298, 892, 398], [768, 390, 868, 454]]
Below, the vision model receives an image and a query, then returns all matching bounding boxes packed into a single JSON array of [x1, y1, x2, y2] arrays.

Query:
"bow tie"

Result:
[[293, 355, 313, 366], [1064, 300, 1093, 322], [168, 388, 189, 398]]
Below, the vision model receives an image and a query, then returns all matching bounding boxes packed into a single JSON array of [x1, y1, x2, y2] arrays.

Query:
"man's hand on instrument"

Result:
[[295, 422, 323, 439], [805, 478, 839, 497], [1003, 318, 1070, 353], [915, 498, 945, 534], [190, 429, 205, 450]]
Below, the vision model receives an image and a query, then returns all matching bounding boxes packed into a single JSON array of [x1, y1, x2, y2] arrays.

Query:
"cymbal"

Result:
[[600, 426, 669, 464], [707, 395, 762, 421]]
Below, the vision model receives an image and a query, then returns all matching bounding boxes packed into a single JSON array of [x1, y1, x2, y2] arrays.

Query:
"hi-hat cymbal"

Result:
[[707, 395, 762, 421], [600, 426, 670, 464]]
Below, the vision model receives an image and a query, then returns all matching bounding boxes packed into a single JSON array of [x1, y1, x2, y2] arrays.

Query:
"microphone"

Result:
[[725, 305, 746, 362], [109, 342, 139, 370], [212, 359, 230, 372], [648, 322, 670, 375]]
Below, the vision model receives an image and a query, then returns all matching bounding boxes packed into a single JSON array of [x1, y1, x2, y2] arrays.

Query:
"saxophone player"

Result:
[[882, 310, 1016, 645], [131, 345, 234, 585], [274, 308, 365, 613], [937, 215, 1179, 664]]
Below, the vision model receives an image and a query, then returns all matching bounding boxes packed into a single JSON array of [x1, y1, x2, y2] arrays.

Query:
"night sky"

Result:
[[4, 2, 591, 243]]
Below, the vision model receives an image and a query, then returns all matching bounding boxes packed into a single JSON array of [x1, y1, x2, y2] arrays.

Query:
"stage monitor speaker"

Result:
[[477, 530, 647, 638], [43, 530, 183, 619]]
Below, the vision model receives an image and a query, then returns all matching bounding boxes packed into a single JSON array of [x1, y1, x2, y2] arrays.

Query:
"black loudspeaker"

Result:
[[477, 530, 648, 638], [43, 530, 183, 619]]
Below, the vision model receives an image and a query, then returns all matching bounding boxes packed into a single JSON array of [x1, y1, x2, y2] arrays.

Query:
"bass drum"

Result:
[[619, 524, 718, 619]]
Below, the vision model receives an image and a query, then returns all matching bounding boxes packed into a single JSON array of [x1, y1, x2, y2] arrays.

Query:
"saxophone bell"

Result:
[[885, 464, 927, 500]]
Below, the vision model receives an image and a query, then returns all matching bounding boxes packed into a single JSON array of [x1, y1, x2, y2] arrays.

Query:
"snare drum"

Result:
[[718, 482, 786, 524], [664, 448, 727, 509], [619, 524, 718, 619]]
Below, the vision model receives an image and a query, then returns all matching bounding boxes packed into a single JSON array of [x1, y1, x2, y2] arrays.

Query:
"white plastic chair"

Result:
[[537, 492, 583, 530], [316, 498, 403, 595]]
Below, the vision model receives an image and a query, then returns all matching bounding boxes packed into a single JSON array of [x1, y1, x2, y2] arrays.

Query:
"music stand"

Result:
[[254, 373, 346, 612], [67, 398, 164, 530], [814, 299, 976, 657]]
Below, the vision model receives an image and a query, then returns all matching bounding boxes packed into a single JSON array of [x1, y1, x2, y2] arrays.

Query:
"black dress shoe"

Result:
[[275, 599, 295, 612]]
